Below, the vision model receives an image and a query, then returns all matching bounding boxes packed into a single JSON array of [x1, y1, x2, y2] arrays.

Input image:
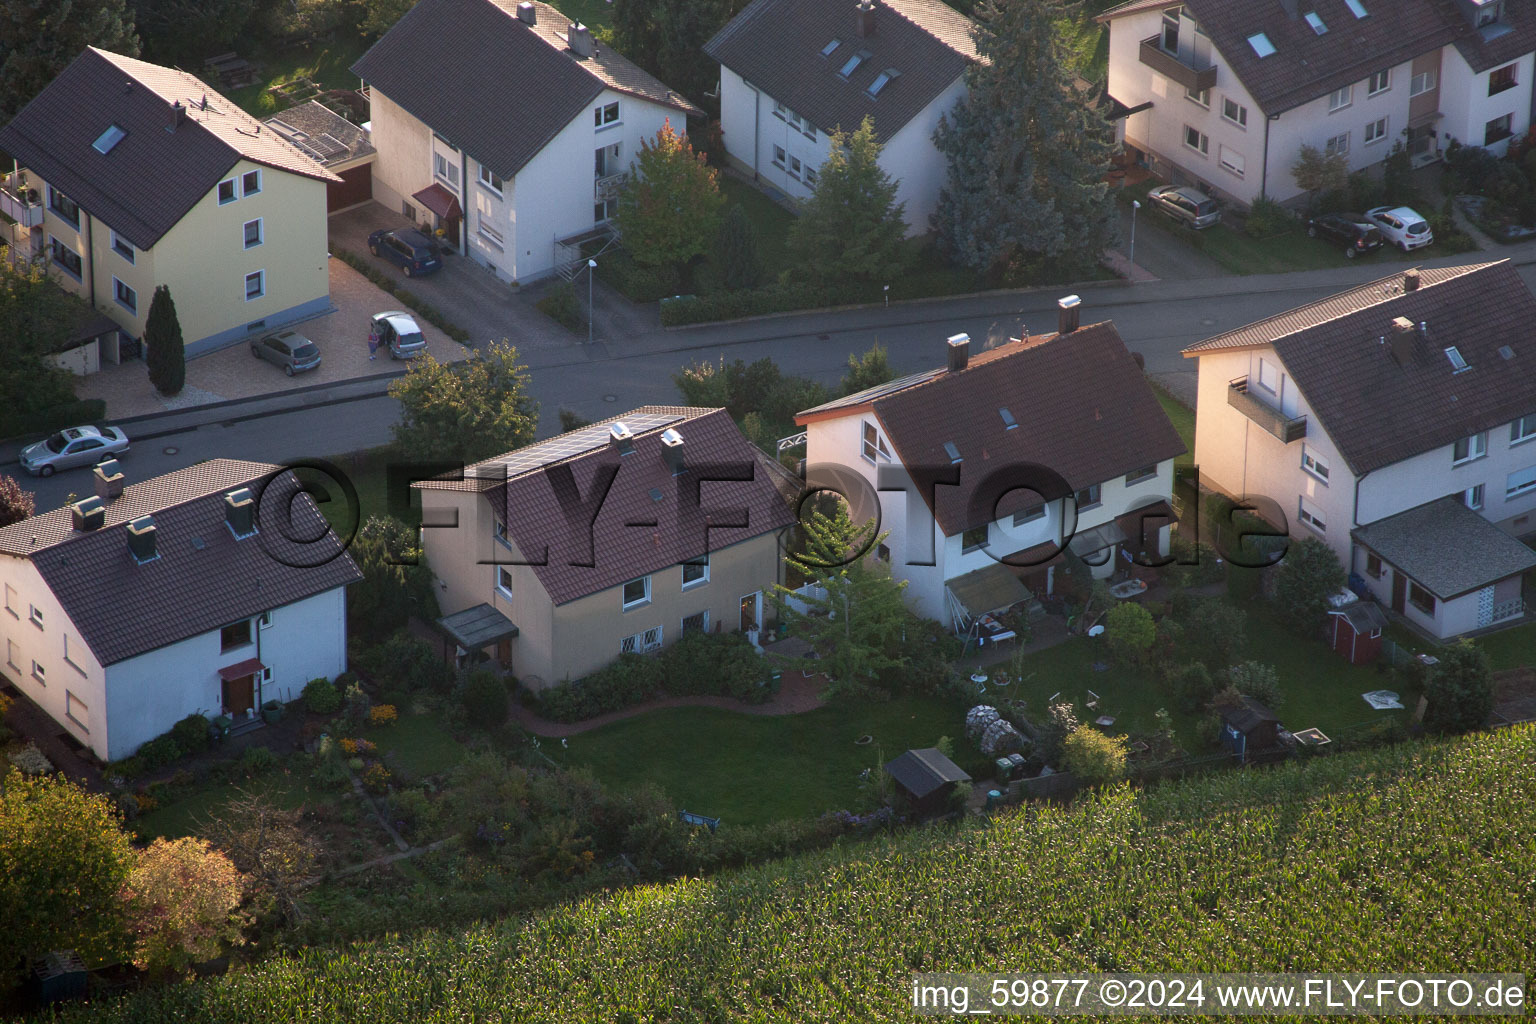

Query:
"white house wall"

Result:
[[1438, 47, 1534, 155], [881, 76, 968, 234], [1357, 416, 1536, 535], [1263, 62, 1417, 201], [367, 90, 434, 221]]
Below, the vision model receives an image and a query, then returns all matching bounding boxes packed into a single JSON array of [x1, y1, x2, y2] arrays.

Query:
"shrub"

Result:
[[137, 736, 183, 771], [170, 714, 210, 756], [1168, 536, 1223, 587], [341, 683, 372, 732], [664, 632, 770, 702], [460, 670, 509, 729], [303, 678, 341, 715], [1174, 596, 1248, 671], [1036, 702, 1080, 767], [8, 742, 53, 775], [358, 633, 454, 693], [122, 837, 245, 977], [370, 704, 398, 726], [536, 282, 583, 332], [538, 653, 665, 723], [596, 250, 682, 302], [1424, 640, 1494, 735], [1168, 662, 1217, 713], [1227, 661, 1284, 710], [1060, 726, 1128, 787], [1273, 537, 1347, 636], [1244, 196, 1292, 239], [363, 763, 392, 794], [1105, 602, 1156, 665], [239, 745, 278, 777]]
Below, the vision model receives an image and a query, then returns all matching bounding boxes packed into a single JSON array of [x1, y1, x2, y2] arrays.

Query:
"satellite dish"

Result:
[[1087, 624, 1106, 637]]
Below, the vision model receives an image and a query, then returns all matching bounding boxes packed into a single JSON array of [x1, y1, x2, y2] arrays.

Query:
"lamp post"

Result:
[[1130, 200, 1141, 268], [883, 284, 890, 307], [587, 258, 597, 345]]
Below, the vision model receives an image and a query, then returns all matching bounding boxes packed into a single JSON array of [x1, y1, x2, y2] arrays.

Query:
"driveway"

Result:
[[1118, 200, 1228, 281], [76, 259, 470, 420]]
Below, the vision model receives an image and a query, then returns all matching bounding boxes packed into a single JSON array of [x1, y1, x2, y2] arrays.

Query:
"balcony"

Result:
[[594, 172, 628, 202], [1228, 377, 1306, 443], [1140, 36, 1217, 94], [0, 180, 43, 228]]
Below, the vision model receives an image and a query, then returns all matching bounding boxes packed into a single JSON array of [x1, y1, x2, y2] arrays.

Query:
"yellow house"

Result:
[[0, 47, 339, 360], [415, 407, 801, 688]]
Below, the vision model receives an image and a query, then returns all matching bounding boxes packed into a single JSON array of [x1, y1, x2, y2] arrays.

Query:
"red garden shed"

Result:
[[1328, 601, 1387, 666]]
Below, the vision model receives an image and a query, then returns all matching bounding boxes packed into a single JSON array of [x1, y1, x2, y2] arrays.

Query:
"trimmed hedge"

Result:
[[331, 248, 471, 343], [538, 633, 775, 723], [1, 399, 108, 443]]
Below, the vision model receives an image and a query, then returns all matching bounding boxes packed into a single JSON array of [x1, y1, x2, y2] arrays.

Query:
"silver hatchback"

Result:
[[252, 330, 322, 376], [1147, 185, 1222, 229]]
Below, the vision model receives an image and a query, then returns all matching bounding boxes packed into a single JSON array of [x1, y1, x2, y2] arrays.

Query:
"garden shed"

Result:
[[1328, 601, 1387, 666], [885, 748, 971, 818], [1216, 696, 1281, 764]]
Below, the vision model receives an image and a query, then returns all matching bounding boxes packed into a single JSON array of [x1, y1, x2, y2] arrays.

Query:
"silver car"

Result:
[[19, 425, 130, 477], [251, 330, 322, 376], [1147, 185, 1222, 229], [370, 310, 428, 359]]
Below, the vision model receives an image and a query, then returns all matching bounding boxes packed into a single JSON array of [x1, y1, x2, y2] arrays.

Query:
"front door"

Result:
[[496, 636, 512, 666], [222, 673, 255, 717], [1391, 571, 1406, 615], [740, 592, 760, 633]]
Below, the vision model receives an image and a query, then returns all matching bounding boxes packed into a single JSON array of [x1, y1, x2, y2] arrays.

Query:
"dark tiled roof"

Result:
[[885, 747, 970, 798], [264, 100, 375, 168], [866, 323, 1187, 537], [1352, 497, 1536, 599], [353, 0, 700, 178], [1454, 8, 1536, 74], [1218, 695, 1280, 733], [0, 48, 338, 251], [1194, 261, 1536, 474], [0, 460, 361, 665], [705, 0, 978, 140]]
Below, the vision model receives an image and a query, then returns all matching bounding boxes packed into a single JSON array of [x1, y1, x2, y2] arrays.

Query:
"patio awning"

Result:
[[411, 183, 462, 221], [437, 603, 519, 650], [1069, 520, 1127, 557], [946, 563, 1031, 618], [218, 658, 265, 681]]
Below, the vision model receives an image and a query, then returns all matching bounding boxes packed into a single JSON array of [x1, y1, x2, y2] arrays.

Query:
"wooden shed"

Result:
[[1216, 696, 1281, 764], [885, 748, 971, 818], [1328, 601, 1387, 666]]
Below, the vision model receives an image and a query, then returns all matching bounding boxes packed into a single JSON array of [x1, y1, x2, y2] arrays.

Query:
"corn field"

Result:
[[49, 726, 1536, 1023]]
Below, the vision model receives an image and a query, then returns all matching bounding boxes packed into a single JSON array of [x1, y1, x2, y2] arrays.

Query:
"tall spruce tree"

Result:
[[932, 0, 1117, 273], [0, 0, 140, 121], [785, 116, 910, 284], [144, 284, 185, 396]]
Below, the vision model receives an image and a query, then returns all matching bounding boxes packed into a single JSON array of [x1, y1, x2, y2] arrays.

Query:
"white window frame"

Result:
[[244, 269, 265, 301], [595, 101, 620, 129], [66, 690, 88, 733], [1186, 85, 1210, 108], [1364, 117, 1387, 145], [478, 165, 504, 194], [1328, 85, 1353, 112], [496, 565, 514, 599], [622, 575, 651, 610], [1512, 413, 1536, 446], [681, 610, 710, 636], [1462, 483, 1485, 510], [29, 604, 43, 629], [1183, 125, 1209, 156], [477, 213, 504, 248], [110, 231, 135, 264], [1409, 70, 1436, 96], [1221, 97, 1248, 128], [112, 276, 137, 314], [772, 145, 786, 169], [1301, 445, 1330, 483], [242, 169, 261, 196], [1076, 484, 1102, 511], [217, 178, 237, 205], [1218, 144, 1245, 177], [494, 517, 512, 548], [861, 420, 891, 464], [1324, 132, 1351, 157], [433, 152, 459, 189], [1367, 69, 1390, 96], [1453, 432, 1488, 465], [1298, 496, 1326, 533], [1507, 464, 1536, 498], [681, 554, 710, 590], [243, 217, 263, 249], [31, 659, 45, 684], [788, 155, 802, 179], [804, 166, 818, 186]]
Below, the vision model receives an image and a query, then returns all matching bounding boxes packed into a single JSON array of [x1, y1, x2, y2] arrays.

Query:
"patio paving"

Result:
[[76, 257, 471, 420]]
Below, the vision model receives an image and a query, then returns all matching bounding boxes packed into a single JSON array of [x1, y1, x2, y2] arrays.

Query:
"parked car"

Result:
[[367, 228, 443, 277], [19, 425, 129, 477], [370, 311, 428, 360], [1147, 185, 1221, 229], [1365, 206, 1433, 251], [1306, 212, 1384, 258], [251, 330, 322, 376]]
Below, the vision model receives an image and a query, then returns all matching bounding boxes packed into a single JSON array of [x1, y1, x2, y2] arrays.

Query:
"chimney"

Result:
[[1279, 0, 1298, 17], [70, 496, 105, 533], [224, 487, 255, 538], [660, 428, 685, 475], [516, 1, 536, 23], [93, 459, 124, 502], [946, 332, 970, 372], [609, 421, 635, 455], [127, 515, 157, 563], [1058, 294, 1082, 335], [1403, 268, 1421, 292], [169, 99, 186, 131], [1389, 316, 1416, 365], [567, 22, 594, 58], [856, 0, 877, 37]]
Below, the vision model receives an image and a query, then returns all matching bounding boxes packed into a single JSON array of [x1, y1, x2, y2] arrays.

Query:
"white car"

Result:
[[369, 310, 428, 360], [1365, 206, 1433, 251], [19, 425, 130, 477]]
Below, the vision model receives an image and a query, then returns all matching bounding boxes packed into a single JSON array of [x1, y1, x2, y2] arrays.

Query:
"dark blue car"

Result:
[[367, 228, 442, 277]]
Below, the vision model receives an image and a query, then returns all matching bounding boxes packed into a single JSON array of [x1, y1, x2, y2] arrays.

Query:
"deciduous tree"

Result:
[[1292, 144, 1350, 196], [0, 0, 140, 121], [840, 342, 894, 396], [122, 837, 245, 976], [346, 516, 439, 645], [1272, 536, 1346, 635], [1061, 725, 1128, 787], [200, 789, 318, 924], [145, 284, 185, 396], [388, 340, 538, 463], [1424, 640, 1494, 735], [786, 116, 911, 284], [0, 251, 89, 429], [614, 119, 724, 269], [610, 0, 744, 103], [0, 473, 35, 526]]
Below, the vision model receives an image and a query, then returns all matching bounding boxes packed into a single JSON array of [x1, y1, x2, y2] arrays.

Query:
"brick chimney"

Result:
[[1389, 316, 1417, 366], [93, 459, 124, 502], [661, 428, 685, 475], [127, 515, 158, 563], [856, 0, 877, 37], [225, 488, 255, 538], [70, 496, 105, 533], [1058, 294, 1082, 335], [946, 332, 970, 372], [1404, 268, 1421, 292]]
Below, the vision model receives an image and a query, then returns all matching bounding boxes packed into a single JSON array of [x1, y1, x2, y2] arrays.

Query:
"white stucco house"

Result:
[[1184, 261, 1536, 639], [705, 0, 980, 235], [353, 0, 701, 284], [0, 460, 361, 762], [1099, 0, 1536, 207], [795, 297, 1186, 632]]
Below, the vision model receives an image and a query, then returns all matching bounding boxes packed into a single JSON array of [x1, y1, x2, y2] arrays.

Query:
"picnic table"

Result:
[[205, 52, 260, 89]]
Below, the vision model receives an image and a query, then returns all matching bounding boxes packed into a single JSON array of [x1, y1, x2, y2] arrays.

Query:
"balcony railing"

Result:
[[1228, 377, 1306, 443], [594, 172, 628, 202], [1140, 35, 1217, 93], [0, 181, 43, 228]]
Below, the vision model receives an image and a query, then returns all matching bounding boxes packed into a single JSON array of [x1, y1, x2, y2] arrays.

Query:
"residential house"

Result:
[[0, 459, 360, 762], [414, 407, 799, 687], [794, 298, 1186, 631], [353, 0, 702, 284], [1099, 0, 1536, 207], [705, 0, 980, 234], [0, 48, 339, 359], [1183, 261, 1536, 639], [264, 99, 377, 214]]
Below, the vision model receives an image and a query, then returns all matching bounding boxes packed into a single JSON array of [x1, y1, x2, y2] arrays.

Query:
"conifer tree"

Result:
[[786, 116, 910, 284], [144, 284, 185, 396]]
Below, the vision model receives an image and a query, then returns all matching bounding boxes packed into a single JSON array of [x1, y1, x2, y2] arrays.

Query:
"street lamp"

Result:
[[883, 284, 890, 307], [587, 258, 597, 345], [1130, 200, 1141, 268]]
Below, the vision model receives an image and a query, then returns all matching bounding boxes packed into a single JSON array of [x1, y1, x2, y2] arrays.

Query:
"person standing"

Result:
[[367, 328, 379, 361]]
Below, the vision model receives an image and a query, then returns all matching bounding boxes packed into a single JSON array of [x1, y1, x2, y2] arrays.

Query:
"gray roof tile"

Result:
[[1352, 497, 1536, 599]]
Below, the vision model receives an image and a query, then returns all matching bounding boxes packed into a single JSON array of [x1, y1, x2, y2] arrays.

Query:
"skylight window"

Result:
[[1304, 11, 1327, 33], [1445, 346, 1471, 373], [839, 50, 870, 78], [999, 407, 1018, 430], [1499, 344, 1515, 360], [1247, 32, 1276, 57], [1345, 0, 1368, 17], [943, 442, 962, 464], [92, 124, 127, 154], [821, 39, 841, 56], [867, 68, 899, 97]]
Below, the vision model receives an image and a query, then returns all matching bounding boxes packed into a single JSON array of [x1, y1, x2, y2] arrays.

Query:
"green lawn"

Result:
[[222, 38, 369, 118], [1151, 385, 1195, 469], [564, 695, 976, 826], [721, 176, 796, 284], [366, 711, 465, 778], [133, 768, 334, 841], [1477, 621, 1536, 672], [315, 446, 420, 533]]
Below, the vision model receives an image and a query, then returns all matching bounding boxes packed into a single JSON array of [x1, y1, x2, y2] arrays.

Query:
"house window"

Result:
[[1183, 125, 1209, 155], [221, 619, 252, 651], [5, 638, 17, 671], [1012, 503, 1046, 526], [1257, 357, 1279, 393], [1218, 145, 1244, 177], [1324, 132, 1350, 157], [113, 277, 136, 313], [622, 576, 651, 609], [1364, 118, 1387, 145], [1345, 0, 1367, 15], [1410, 70, 1436, 96], [1161, 7, 1180, 52], [681, 554, 709, 589], [961, 525, 988, 553], [47, 186, 80, 227], [772, 101, 789, 120], [1328, 85, 1352, 112], [496, 566, 514, 597], [65, 691, 88, 732], [803, 124, 817, 143], [772, 145, 786, 169], [1247, 32, 1275, 58], [49, 237, 82, 279], [31, 660, 45, 684], [1462, 483, 1485, 510], [29, 605, 42, 629], [1453, 432, 1487, 465], [243, 218, 263, 249], [1365, 552, 1384, 579], [1186, 85, 1210, 107], [242, 169, 261, 196], [621, 625, 664, 653], [217, 178, 237, 205], [805, 167, 818, 186], [595, 102, 619, 127], [1512, 413, 1536, 445], [111, 231, 135, 263], [479, 166, 504, 193], [494, 517, 511, 547], [64, 633, 85, 672], [1304, 10, 1327, 33], [433, 152, 459, 188], [681, 610, 709, 635], [402, 201, 417, 222], [1075, 484, 1102, 510], [1301, 445, 1330, 482], [821, 39, 842, 57], [1222, 97, 1248, 127], [1407, 580, 1435, 615], [1485, 113, 1514, 147], [4, 583, 17, 619], [839, 50, 870, 77], [93, 124, 127, 154], [1125, 465, 1157, 485], [1367, 69, 1390, 95], [245, 270, 264, 301], [789, 155, 802, 178], [861, 421, 891, 463], [1490, 63, 1518, 97], [1298, 496, 1326, 532], [478, 213, 504, 247], [1507, 464, 1536, 498]]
